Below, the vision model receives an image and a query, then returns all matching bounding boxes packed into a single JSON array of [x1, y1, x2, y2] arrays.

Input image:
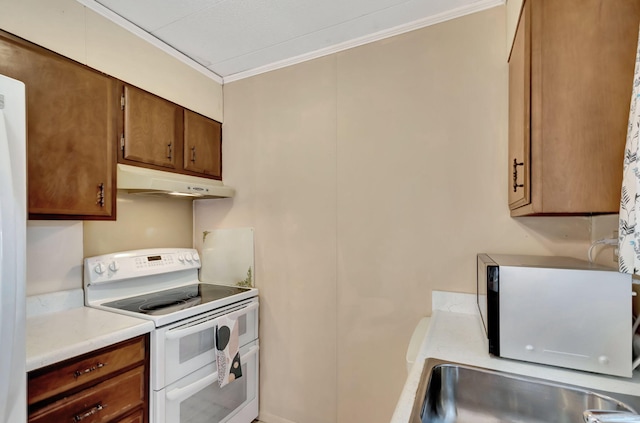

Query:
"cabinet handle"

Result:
[[191, 146, 196, 163], [73, 362, 106, 379], [96, 183, 105, 207], [167, 142, 172, 159], [512, 158, 524, 192], [73, 403, 104, 422]]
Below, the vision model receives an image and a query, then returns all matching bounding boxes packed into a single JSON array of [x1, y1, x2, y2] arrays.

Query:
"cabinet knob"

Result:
[[512, 159, 524, 192]]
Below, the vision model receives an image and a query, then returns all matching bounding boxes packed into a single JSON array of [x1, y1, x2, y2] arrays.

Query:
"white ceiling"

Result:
[[78, 0, 502, 83]]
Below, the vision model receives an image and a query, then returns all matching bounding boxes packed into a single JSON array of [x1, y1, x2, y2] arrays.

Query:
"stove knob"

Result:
[[109, 261, 120, 272], [178, 254, 185, 262], [185, 254, 193, 262], [192, 252, 200, 262], [94, 262, 106, 275]]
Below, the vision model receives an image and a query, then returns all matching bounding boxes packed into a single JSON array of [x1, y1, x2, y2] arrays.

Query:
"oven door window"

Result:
[[162, 341, 258, 423], [179, 326, 215, 364], [160, 301, 258, 389]]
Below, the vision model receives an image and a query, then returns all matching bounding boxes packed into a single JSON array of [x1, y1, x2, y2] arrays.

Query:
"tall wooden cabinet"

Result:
[[120, 84, 222, 180], [508, 0, 640, 216], [0, 31, 117, 220]]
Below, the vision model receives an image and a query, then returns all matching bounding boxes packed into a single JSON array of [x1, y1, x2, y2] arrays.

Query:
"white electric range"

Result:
[[84, 248, 259, 423]]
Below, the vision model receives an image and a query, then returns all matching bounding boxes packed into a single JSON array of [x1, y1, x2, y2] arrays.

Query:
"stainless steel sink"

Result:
[[410, 358, 640, 423]]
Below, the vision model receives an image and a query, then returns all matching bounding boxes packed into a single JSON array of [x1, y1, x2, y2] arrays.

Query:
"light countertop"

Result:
[[391, 291, 640, 423], [26, 289, 154, 372]]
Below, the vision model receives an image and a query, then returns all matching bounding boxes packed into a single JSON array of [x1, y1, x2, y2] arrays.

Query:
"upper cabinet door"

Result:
[[183, 110, 222, 179], [122, 84, 182, 170], [0, 31, 117, 219], [507, 0, 530, 210], [508, 0, 640, 216]]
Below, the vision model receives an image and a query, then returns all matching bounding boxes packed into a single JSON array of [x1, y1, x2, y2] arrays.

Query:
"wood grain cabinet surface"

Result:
[[116, 409, 144, 423], [27, 335, 149, 423], [121, 84, 182, 170], [508, 0, 640, 216], [120, 84, 222, 180], [0, 30, 117, 220], [184, 109, 222, 178]]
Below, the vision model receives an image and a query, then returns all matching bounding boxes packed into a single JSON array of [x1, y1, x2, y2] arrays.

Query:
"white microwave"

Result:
[[477, 253, 633, 377]]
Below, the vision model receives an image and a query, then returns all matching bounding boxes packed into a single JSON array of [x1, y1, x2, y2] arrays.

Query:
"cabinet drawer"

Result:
[[28, 336, 146, 405], [29, 366, 145, 423]]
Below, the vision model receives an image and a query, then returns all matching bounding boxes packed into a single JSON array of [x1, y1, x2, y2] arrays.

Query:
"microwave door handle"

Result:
[[165, 302, 259, 340], [165, 345, 259, 402]]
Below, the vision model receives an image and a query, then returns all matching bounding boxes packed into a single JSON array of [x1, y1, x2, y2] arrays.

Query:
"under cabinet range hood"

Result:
[[117, 164, 235, 199]]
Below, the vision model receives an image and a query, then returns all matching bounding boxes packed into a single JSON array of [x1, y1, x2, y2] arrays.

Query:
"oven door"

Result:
[[153, 297, 258, 390], [154, 340, 259, 423]]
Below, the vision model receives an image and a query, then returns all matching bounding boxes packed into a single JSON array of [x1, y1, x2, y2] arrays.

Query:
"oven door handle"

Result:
[[165, 345, 259, 402], [165, 302, 259, 340]]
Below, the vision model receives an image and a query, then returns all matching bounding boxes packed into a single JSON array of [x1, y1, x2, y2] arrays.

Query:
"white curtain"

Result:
[[619, 26, 640, 275]]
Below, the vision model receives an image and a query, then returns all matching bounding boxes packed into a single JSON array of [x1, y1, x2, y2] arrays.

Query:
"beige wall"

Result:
[[194, 5, 599, 423], [1, 0, 207, 294], [26, 222, 84, 296], [83, 193, 193, 258], [196, 55, 339, 423]]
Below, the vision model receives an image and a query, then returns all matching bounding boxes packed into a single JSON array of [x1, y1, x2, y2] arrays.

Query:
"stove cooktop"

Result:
[[101, 283, 251, 316]]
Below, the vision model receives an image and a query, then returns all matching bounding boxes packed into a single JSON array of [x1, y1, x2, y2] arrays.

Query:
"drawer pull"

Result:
[[73, 362, 106, 379], [73, 403, 104, 422]]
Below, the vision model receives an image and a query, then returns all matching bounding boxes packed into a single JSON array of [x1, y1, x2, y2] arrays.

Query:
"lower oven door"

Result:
[[154, 340, 259, 423], [153, 297, 259, 390]]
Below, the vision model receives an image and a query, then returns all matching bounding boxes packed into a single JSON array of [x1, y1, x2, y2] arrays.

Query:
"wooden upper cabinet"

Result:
[[119, 84, 222, 180], [508, 0, 640, 216], [121, 84, 182, 170], [508, 1, 530, 210], [0, 31, 117, 219], [183, 109, 222, 178]]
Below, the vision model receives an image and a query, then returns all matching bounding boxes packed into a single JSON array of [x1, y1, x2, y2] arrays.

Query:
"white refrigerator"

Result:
[[0, 74, 27, 423]]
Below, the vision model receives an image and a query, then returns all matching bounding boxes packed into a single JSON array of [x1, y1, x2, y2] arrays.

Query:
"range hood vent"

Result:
[[117, 164, 235, 199]]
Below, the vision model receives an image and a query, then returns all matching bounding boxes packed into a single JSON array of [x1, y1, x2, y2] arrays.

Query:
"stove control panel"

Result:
[[85, 248, 201, 285]]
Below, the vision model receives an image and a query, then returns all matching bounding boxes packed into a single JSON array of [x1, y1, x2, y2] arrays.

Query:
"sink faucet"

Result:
[[584, 410, 640, 422]]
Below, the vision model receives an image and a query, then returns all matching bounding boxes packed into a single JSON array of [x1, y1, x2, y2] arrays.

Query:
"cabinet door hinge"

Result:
[[120, 93, 125, 111]]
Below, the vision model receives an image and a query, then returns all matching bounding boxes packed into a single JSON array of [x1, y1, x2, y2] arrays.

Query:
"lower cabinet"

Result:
[[28, 335, 149, 423], [117, 410, 145, 423]]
